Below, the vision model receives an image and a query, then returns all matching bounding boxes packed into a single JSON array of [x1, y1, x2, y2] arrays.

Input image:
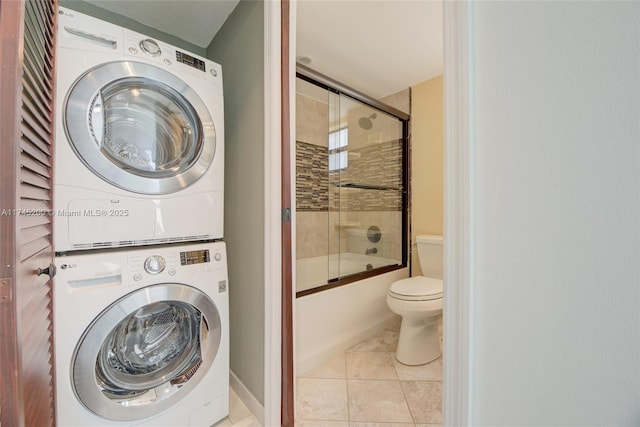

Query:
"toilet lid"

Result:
[[389, 276, 443, 301]]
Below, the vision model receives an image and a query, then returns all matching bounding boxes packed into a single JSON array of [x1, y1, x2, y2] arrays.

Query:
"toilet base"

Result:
[[395, 315, 441, 366]]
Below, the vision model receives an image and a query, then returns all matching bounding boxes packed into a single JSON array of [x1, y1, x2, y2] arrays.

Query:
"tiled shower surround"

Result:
[[296, 139, 403, 261], [295, 83, 407, 264], [296, 141, 329, 211], [296, 140, 402, 212]]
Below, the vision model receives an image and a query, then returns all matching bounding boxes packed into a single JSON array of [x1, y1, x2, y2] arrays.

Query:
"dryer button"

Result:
[[214, 252, 222, 261], [168, 268, 176, 276], [133, 273, 143, 281], [144, 255, 166, 275]]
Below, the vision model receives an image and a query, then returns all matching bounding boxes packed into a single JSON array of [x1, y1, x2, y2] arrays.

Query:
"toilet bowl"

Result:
[[387, 234, 443, 365]]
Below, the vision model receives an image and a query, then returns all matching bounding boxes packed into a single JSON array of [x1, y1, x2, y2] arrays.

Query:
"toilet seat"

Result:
[[389, 276, 443, 301]]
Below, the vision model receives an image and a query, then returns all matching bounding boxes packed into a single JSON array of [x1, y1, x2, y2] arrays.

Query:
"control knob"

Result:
[[144, 255, 166, 275], [139, 38, 161, 57]]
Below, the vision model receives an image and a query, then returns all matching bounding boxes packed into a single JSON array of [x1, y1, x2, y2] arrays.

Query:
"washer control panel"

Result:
[[128, 243, 225, 284], [180, 249, 210, 265]]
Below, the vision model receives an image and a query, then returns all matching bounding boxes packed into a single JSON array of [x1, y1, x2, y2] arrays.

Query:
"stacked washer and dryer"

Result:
[[53, 8, 229, 426]]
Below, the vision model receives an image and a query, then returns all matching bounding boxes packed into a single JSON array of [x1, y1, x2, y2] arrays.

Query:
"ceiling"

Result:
[[84, 1, 443, 99], [296, 1, 443, 99]]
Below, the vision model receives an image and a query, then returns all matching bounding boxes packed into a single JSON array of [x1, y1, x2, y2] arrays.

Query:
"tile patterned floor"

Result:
[[296, 324, 442, 427]]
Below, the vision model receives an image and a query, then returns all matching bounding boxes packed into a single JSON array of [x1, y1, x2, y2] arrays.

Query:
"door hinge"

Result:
[[0, 278, 12, 304], [281, 207, 291, 223]]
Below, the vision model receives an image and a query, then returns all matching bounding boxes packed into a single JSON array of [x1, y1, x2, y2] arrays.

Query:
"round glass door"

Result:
[[95, 78, 202, 179], [72, 284, 221, 421], [96, 301, 201, 397], [64, 61, 216, 195]]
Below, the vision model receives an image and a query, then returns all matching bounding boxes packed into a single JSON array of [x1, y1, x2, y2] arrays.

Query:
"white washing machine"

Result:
[[53, 241, 229, 426], [54, 7, 224, 252]]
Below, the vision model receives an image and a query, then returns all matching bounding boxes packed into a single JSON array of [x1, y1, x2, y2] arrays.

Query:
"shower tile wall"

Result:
[[296, 88, 409, 262], [296, 92, 334, 260]]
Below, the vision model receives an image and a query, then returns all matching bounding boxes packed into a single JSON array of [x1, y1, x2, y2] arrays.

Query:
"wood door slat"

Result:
[[22, 97, 53, 137], [21, 151, 50, 177], [20, 167, 51, 190], [20, 182, 51, 202], [19, 236, 50, 262], [21, 138, 51, 166]]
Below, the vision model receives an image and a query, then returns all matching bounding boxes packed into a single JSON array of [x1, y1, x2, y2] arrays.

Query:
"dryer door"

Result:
[[72, 284, 222, 421], [64, 61, 216, 195]]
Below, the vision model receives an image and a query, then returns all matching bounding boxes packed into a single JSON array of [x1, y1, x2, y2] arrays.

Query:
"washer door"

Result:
[[64, 61, 216, 195], [72, 284, 222, 421]]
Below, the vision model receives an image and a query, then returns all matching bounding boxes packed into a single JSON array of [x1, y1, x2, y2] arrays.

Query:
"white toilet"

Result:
[[387, 234, 443, 365]]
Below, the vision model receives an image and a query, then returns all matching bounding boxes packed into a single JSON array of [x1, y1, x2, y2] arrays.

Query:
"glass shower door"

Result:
[[327, 89, 342, 282], [295, 73, 407, 296], [329, 93, 404, 281]]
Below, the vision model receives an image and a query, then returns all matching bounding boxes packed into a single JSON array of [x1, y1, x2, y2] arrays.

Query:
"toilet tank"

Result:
[[416, 235, 443, 279]]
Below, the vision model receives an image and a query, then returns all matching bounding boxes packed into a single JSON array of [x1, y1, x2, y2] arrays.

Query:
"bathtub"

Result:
[[296, 252, 400, 293], [295, 265, 409, 374]]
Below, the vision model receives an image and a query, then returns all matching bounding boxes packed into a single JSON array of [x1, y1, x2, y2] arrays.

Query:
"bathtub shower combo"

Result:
[[295, 65, 409, 296]]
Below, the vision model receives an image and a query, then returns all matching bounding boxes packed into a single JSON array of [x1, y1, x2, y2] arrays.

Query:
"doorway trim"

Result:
[[264, 1, 283, 426], [277, 0, 474, 425], [442, 0, 473, 424]]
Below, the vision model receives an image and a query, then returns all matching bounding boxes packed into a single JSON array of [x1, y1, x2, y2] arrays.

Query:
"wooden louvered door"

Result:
[[0, 0, 58, 426]]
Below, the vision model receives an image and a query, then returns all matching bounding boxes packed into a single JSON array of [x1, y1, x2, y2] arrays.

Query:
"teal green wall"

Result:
[[207, 0, 266, 405]]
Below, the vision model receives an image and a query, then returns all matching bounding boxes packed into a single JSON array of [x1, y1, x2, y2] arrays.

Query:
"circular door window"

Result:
[[72, 284, 221, 421], [64, 61, 216, 195]]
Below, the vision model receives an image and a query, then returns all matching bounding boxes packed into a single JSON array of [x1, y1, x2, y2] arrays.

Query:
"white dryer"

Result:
[[54, 8, 224, 251], [54, 241, 229, 426]]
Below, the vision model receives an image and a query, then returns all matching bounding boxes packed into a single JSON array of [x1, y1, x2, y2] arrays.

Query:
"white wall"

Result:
[[467, 2, 640, 424]]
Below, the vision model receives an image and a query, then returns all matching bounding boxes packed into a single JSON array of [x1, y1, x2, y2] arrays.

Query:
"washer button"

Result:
[[214, 252, 222, 261], [128, 47, 138, 55], [168, 268, 176, 276], [133, 273, 143, 281]]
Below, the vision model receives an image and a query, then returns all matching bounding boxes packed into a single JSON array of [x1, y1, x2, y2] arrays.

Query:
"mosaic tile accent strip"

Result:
[[330, 139, 403, 211], [297, 141, 329, 211], [296, 140, 403, 212]]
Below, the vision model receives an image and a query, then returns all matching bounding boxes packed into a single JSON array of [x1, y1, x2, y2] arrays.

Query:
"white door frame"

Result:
[[442, 0, 473, 424], [264, 1, 283, 426]]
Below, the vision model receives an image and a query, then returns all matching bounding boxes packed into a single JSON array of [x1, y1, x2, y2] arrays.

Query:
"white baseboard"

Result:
[[230, 370, 265, 426]]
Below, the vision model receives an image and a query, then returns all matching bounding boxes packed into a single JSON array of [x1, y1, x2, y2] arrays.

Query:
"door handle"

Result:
[[64, 26, 117, 49], [36, 263, 56, 279]]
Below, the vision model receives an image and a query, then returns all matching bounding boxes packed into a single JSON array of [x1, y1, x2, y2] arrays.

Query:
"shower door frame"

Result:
[[295, 65, 410, 298]]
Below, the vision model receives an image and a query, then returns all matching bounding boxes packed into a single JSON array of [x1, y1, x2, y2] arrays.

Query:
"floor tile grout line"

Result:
[[398, 378, 417, 425], [390, 347, 417, 425], [344, 355, 351, 423], [345, 374, 351, 422]]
